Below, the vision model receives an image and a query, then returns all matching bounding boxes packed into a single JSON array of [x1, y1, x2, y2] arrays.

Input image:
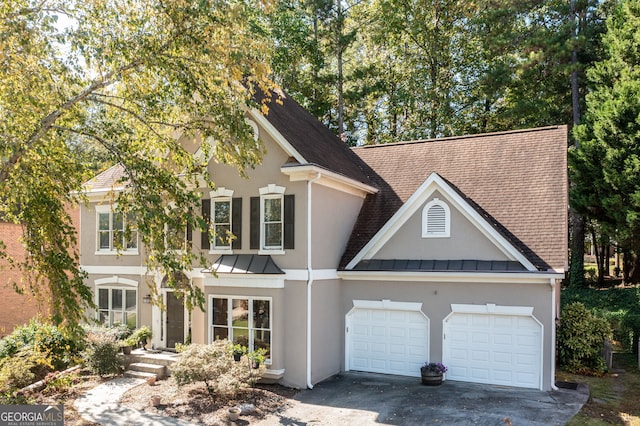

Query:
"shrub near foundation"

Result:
[[172, 340, 264, 397], [557, 302, 612, 375], [81, 330, 123, 377]]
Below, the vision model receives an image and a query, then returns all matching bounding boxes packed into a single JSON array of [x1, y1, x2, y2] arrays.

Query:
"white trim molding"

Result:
[[450, 303, 534, 316], [95, 276, 139, 287], [203, 274, 285, 289], [352, 299, 423, 311], [281, 164, 377, 198], [210, 187, 234, 198], [82, 265, 149, 276], [338, 270, 565, 284]]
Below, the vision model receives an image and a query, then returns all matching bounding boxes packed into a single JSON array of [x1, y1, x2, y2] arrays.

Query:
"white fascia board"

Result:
[[337, 270, 565, 284], [82, 265, 150, 276], [281, 164, 377, 198], [203, 274, 285, 289], [246, 108, 306, 164], [345, 172, 537, 271]]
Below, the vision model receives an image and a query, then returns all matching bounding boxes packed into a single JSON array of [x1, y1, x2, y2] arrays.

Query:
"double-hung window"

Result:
[[262, 196, 283, 250], [210, 296, 271, 360], [212, 198, 232, 249], [96, 205, 138, 252], [97, 287, 137, 328]]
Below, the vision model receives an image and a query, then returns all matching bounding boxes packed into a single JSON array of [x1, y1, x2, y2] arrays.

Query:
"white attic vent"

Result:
[[422, 198, 450, 238]]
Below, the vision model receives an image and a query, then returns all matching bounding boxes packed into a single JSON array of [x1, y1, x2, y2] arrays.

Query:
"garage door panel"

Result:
[[348, 308, 428, 378], [444, 312, 541, 389]]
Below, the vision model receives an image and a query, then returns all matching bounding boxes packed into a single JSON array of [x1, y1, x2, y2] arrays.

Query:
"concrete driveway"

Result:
[[255, 372, 589, 425]]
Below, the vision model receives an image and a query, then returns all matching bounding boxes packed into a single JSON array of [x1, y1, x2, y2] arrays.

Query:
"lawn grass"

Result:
[[560, 352, 640, 425]]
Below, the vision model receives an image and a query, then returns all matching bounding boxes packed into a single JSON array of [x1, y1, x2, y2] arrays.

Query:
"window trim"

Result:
[[208, 295, 272, 364], [259, 184, 286, 254], [422, 198, 451, 238], [95, 283, 138, 328], [95, 204, 139, 254], [209, 188, 235, 254]]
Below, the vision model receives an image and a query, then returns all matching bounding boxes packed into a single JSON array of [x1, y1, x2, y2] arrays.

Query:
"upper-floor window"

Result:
[[250, 184, 294, 254], [213, 198, 232, 249], [262, 195, 283, 250], [96, 205, 138, 252], [202, 188, 242, 252], [422, 198, 450, 238]]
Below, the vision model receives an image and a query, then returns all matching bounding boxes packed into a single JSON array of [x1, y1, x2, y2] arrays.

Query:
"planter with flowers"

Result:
[[420, 362, 447, 386]]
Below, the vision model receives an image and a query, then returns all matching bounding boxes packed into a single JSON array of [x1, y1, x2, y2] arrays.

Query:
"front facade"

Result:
[[79, 91, 567, 391]]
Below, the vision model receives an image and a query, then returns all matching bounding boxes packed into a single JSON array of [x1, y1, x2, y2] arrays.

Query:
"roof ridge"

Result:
[[352, 125, 565, 150]]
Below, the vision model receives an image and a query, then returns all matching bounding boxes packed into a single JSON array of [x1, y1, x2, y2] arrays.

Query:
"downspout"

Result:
[[306, 173, 321, 389], [550, 278, 558, 391]]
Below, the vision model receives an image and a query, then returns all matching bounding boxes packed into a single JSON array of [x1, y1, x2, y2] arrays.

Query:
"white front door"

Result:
[[347, 305, 429, 377], [443, 311, 542, 389]]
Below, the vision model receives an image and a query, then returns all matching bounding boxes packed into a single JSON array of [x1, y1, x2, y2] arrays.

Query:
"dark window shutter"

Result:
[[232, 197, 242, 249], [250, 197, 259, 249], [186, 222, 193, 244], [284, 194, 295, 249], [201, 199, 210, 250]]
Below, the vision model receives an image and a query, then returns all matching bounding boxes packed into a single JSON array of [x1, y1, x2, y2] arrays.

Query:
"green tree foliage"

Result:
[[557, 302, 611, 374], [0, 0, 275, 333], [572, 0, 640, 281]]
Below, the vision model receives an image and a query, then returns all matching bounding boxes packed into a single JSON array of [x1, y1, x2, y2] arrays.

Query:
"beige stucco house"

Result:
[[79, 91, 567, 391]]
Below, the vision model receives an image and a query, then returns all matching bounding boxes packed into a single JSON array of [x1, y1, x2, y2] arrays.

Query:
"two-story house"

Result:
[[79, 90, 567, 391]]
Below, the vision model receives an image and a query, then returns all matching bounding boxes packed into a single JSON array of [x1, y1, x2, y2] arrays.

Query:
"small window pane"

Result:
[[98, 289, 109, 310], [254, 330, 270, 357], [112, 289, 122, 310], [212, 298, 228, 325], [214, 200, 230, 223], [214, 224, 230, 247], [127, 230, 138, 249], [112, 311, 123, 325], [232, 328, 249, 347], [253, 300, 270, 329], [125, 290, 136, 309], [98, 213, 110, 230], [99, 311, 109, 325], [264, 223, 282, 247], [213, 326, 228, 341], [99, 231, 110, 249], [232, 299, 249, 327], [264, 198, 281, 222], [113, 212, 124, 231]]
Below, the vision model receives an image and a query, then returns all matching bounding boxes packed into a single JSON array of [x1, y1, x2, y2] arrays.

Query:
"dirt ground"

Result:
[[27, 370, 298, 425]]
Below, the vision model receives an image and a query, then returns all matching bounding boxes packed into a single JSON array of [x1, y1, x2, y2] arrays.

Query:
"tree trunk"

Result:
[[569, 213, 586, 287]]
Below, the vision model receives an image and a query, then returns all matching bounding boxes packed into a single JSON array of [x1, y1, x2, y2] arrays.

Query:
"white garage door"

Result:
[[443, 312, 542, 389], [348, 308, 428, 377]]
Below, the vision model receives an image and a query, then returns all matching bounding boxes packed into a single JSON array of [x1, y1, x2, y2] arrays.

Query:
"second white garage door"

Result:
[[347, 306, 429, 377], [443, 310, 542, 389]]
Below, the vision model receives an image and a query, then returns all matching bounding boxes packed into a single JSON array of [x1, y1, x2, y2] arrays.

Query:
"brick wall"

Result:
[[0, 205, 80, 337]]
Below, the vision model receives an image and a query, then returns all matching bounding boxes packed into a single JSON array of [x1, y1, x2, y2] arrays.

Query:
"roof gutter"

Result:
[[306, 172, 321, 389]]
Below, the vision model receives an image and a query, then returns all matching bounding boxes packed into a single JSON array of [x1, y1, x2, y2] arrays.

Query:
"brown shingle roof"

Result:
[[83, 164, 126, 191], [341, 126, 568, 271], [253, 89, 373, 186]]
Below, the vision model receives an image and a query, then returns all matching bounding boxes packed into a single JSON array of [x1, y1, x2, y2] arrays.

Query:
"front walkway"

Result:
[[73, 377, 197, 426]]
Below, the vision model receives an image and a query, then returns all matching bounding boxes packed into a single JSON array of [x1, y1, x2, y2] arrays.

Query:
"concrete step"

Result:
[[126, 362, 166, 379], [124, 370, 157, 380]]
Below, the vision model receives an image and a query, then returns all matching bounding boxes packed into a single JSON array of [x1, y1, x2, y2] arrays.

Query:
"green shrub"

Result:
[[0, 320, 82, 371], [557, 302, 612, 375], [81, 331, 123, 377], [171, 340, 263, 397]]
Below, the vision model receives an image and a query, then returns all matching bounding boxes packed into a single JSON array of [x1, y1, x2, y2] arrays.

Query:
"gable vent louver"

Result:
[[427, 205, 446, 234]]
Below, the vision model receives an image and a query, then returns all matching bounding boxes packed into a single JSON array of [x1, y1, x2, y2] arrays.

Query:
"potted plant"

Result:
[[420, 362, 447, 386], [120, 337, 137, 355], [131, 326, 152, 350], [232, 344, 245, 362], [248, 348, 267, 369]]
